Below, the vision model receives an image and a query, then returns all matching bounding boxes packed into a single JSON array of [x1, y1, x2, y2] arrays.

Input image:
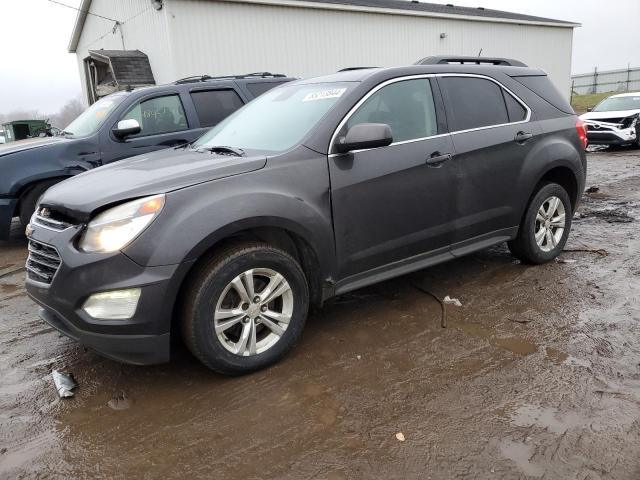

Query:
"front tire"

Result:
[[508, 182, 572, 264], [181, 242, 309, 375]]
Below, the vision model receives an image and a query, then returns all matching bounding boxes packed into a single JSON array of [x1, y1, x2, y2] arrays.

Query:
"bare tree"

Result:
[[49, 98, 84, 128], [0, 98, 84, 130]]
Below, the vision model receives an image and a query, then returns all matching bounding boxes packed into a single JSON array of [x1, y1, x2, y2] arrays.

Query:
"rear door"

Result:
[[329, 77, 456, 279], [437, 75, 540, 251]]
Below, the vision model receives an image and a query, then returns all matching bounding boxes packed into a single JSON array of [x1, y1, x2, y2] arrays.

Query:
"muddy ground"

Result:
[[1, 150, 639, 480]]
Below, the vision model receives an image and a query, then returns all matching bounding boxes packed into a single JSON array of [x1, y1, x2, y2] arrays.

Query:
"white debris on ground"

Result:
[[51, 370, 77, 398]]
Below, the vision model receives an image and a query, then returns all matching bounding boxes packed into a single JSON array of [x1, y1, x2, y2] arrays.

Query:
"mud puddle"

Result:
[[2, 151, 640, 479]]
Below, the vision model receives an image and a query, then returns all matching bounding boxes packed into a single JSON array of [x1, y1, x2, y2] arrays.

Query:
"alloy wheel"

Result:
[[214, 268, 293, 356], [534, 196, 566, 252]]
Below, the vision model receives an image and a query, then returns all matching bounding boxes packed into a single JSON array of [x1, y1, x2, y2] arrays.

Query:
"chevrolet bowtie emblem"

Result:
[[40, 208, 51, 217]]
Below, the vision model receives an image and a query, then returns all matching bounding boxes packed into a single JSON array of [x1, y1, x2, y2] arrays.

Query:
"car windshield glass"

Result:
[[63, 94, 127, 137], [593, 95, 640, 112], [194, 82, 355, 153]]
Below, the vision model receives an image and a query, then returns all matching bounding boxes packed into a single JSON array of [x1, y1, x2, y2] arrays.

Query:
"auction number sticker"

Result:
[[303, 88, 346, 102]]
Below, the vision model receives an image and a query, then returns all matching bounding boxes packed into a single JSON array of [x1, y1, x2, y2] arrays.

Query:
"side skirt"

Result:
[[330, 227, 518, 298]]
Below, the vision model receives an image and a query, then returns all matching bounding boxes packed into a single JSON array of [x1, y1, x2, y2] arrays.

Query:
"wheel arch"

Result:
[[170, 218, 330, 336], [15, 175, 73, 217]]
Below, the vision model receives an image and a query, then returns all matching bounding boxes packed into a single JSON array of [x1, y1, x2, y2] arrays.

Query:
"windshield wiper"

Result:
[[199, 145, 245, 157]]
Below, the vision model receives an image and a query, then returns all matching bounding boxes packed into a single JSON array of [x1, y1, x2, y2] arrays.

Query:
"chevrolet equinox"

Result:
[[25, 60, 587, 374]]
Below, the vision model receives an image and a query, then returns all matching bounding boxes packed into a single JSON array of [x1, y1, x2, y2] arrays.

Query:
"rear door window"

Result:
[[246, 81, 290, 98], [503, 91, 527, 122], [121, 95, 188, 137], [346, 78, 437, 143], [439, 77, 509, 131], [190, 89, 244, 128]]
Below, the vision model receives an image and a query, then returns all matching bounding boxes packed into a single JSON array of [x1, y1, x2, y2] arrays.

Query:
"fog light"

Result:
[[82, 288, 141, 320]]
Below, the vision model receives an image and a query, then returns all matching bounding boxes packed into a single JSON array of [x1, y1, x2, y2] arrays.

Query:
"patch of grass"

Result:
[[571, 92, 611, 114]]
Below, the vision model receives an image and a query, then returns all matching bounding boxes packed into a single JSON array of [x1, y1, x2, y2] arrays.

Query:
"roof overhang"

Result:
[[217, 0, 581, 28], [69, 0, 580, 53], [68, 0, 92, 53]]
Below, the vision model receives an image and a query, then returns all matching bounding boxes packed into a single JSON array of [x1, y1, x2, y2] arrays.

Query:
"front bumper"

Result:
[[25, 223, 193, 365], [0, 197, 18, 240], [586, 124, 637, 145]]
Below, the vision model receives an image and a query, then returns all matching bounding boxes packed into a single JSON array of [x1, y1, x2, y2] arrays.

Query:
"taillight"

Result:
[[576, 118, 588, 150]]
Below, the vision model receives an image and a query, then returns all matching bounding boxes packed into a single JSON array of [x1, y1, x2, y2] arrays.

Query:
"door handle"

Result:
[[426, 152, 452, 167], [514, 131, 533, 143]]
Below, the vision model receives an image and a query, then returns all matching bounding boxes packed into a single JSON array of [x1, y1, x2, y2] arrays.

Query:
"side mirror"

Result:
[[113, 119, 141, 139], [335, 123, 393, 154]]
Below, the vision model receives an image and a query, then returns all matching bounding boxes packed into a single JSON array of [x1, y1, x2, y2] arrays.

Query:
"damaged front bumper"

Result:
[[585, 120, 638, 146], [24, 221, 192, 365]]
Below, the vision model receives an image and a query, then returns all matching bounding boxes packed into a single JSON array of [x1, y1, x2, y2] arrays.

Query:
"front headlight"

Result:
[[79, 194, 165, 253]]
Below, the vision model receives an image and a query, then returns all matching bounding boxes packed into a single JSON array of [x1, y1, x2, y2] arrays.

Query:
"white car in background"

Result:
[[580, 92, 640, 147]]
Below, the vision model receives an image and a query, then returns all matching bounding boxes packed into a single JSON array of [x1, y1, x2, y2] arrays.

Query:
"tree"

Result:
[[49, 98, 84, 128], [0, 97, 84, 130]]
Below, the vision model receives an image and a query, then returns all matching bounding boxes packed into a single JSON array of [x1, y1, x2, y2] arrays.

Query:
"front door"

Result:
[[101, 93, 198, 164], [328, 77, 456, 280]]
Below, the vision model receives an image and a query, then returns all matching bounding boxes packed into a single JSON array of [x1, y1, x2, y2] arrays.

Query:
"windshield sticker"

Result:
[[303, 88, 346, 102]]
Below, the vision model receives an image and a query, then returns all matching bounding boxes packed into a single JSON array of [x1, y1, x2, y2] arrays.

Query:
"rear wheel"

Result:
[[18, 179, 62, 226], [181, 243, 309, 375], [508, 182, 572, 264]]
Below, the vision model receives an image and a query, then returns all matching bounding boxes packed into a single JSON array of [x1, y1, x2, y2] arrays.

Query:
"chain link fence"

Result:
[[572, 65, 640, 96]]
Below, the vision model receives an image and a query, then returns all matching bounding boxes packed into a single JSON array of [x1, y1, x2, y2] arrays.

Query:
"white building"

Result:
[[69, 0, 579, 102]]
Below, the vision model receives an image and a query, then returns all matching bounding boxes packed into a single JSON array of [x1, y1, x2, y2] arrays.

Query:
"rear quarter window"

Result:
[[512, 75, 574, 114]]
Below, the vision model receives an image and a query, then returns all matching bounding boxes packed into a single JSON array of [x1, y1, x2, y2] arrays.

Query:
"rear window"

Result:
[[439, 77, 509, 131], [246, 81, 290, 98], [190, 89, 244, 128], [512, 75, 574, 114]]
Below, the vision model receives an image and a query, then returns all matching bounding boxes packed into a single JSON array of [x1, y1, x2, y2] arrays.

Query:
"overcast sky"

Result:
[[0, 0, 638, 114]]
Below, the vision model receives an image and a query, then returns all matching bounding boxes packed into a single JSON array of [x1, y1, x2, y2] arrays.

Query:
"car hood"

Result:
[[580, 109, 640, 122], [40, 147, 267, 220], [0, 136, 69, 157]]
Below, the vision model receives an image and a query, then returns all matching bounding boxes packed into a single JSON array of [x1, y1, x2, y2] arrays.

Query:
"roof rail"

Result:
[[174, 72, 287, 84], [338, 67, 378, 72], [415, 56, 527, 67]]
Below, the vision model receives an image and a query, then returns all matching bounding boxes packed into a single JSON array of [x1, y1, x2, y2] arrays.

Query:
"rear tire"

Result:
[[181, 242, 309, 375], [508, 182, 572, 264], [18, 180, 62, 226]]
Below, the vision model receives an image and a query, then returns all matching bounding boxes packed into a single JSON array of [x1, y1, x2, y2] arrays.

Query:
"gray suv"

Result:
[[25, 59, 587, 374]]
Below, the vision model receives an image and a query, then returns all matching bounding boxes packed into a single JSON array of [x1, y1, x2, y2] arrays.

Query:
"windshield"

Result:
[[593, 95, 640, 112], [194, 82, 355, 153], [64, 94, 127, 137]]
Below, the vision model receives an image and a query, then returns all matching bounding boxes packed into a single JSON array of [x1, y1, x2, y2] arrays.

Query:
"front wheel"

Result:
[[181, 243, 309, 375], [508, 182, 572, 264]]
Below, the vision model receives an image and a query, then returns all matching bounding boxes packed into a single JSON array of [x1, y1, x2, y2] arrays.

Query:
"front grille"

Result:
[[26, 239, 61, 284], [591, 117, 623, 125], [32, 208, 73, 231], [587, 124, 613, 132]]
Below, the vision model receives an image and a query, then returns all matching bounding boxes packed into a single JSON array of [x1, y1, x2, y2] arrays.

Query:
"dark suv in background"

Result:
[[26, 58, 587, 374], [0, 73, 294, 239]]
